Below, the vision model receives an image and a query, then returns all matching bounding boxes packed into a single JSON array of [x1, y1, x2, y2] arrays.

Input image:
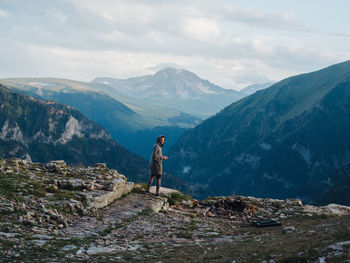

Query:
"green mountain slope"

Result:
[[0, 83, 149, 181], [0, 78, 201, 158], [167, 60, 350, 204]]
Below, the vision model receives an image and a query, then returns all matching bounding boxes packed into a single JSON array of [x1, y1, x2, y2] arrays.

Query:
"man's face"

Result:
[[160, 137, 165, 145]]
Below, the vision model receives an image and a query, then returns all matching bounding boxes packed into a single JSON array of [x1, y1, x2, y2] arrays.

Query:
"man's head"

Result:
[[157, 135, 165, 146]]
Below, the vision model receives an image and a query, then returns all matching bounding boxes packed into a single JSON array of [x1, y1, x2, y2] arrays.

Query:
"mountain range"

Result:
[[93, 67, 245, 118], [2, 61, 350, 205], [0, 82, 190, 190], [0, 78, 201, 159], [2, 67, 249, 159], [167, 60, 350, 204], [0, 83, 152, 181]]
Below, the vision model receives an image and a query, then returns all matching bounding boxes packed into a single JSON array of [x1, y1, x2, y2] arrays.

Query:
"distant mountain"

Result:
[[93, 67, 245, 118], [0, 83, 150, 180], [166, 60, 350, 204], [240, 82, 274, 95], [0, 78, 201, 159]]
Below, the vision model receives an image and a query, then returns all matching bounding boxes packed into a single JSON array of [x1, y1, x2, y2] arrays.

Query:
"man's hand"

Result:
[[163, 156, 168, 160]]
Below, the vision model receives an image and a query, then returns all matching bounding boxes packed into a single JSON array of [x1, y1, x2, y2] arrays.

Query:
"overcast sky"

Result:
[[1, 0, 349, 90]]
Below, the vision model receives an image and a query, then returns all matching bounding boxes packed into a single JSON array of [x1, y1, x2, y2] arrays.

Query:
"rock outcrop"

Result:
[[1, 158, 350, 262], [0, 158, 134, 231]]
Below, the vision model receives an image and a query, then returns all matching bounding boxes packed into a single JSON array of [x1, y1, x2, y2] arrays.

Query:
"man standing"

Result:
[[146, 135, 168, 196]]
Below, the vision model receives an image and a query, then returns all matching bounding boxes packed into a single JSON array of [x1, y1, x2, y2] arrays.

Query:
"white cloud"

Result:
[[0, 0, 350, 90], [0, 9, 8, 17], [217, 6, 300, 30], [48, 9, 67, 23], [72, 0, 157, 27], [182, 18, 221, 42], [148, 63, 184, 72]]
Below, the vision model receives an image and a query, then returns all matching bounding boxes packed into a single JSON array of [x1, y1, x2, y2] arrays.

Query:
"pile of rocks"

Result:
[[179, 195, 303, 222], [192, 197, 258, 220], [0, 158, 134, 231]]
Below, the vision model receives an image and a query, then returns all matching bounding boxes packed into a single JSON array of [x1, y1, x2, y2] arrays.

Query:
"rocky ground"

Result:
[[1, 159, 350, 262]]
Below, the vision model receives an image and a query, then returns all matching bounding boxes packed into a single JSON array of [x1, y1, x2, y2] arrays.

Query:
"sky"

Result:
[[0, 0, 350, 90]]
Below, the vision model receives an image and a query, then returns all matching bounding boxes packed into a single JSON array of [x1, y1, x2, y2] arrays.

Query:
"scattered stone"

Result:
[[324, 204, 350, 215], [76, 247, 85, 255], [62, 244, 78, 251], [0, 232, 20, 238], [328, 240, 350, 251], [316, 256, 326, 263], [94, 163, 107, 169], [285, 198, 303, 206], [86, 246, 113, 255], [282, 226, 295, 233], [31, 234, 54, 240], [30, 239, 47, 247], [46, 160, 67, 172]]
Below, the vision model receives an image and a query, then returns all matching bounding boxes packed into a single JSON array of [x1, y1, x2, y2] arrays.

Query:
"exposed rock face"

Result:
[[0, 92, 111, 148], [0, 120, 26, 144], [58, 115, 84, 144]]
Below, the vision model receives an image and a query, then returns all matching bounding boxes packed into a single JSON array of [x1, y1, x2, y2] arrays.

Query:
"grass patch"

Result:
[[333, 224, 350, 240], [176, 230, 193, 239], [0, 173, 29, 201], [30, 182, 47, 197], [0, 239, 17, 250], [0, 172, 48, 200], [131, 183, 148, 194], [100, 223, 123, 237], [167, 191, 192, 206], [138, 208, 153, 217], [49, 189, 79, 201], [279, 256, 310, 263]]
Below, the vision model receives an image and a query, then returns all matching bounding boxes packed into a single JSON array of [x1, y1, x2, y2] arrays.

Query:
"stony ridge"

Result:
[[1, 158, 350, 262], [0, 159, 134, 229]]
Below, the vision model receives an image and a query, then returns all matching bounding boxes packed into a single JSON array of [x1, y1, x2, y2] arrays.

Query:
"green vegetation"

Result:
[[131, 183, 148, 194], [176, 230, 193, 239], [0, 83, 150, 183], [100, 223, 123, 237], [0, 78, 201, 160], [0, 172, 23, 200], [138, 208, 153, 216], [166, 60, 350, 204], [0, 171, 48, 200], [167, 191, 192, 206]]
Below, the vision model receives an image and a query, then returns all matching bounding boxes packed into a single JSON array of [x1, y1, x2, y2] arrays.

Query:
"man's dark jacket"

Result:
[[149, 136, 164, 175]]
